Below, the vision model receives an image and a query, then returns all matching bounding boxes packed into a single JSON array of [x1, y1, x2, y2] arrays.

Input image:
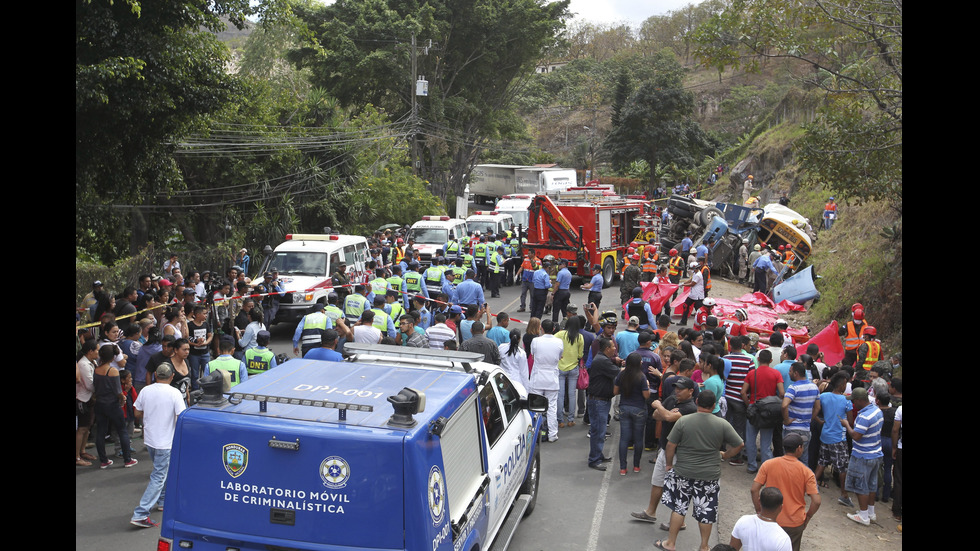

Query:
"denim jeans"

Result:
[[557, 368, 579, 423], [132, 446, 171, 520], [618, 404, 646, 470], [587, 398, 612, 465], [187, 352, 210, 391], [745, 419, 773, 471]]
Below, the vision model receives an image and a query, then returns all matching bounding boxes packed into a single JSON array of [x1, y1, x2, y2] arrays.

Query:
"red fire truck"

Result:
[[525, 193, 651, 287]]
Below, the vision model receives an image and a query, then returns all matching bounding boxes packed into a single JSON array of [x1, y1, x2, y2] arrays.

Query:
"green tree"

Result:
[[76, 0, 278, 262], [693, 0, 901, 205], [289, 0, 570, 202], [604, 52, 714, 184]]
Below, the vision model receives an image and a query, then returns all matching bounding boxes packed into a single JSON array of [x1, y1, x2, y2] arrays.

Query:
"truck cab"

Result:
[[158, 344, 545, 551], [257, 234, 370, 323]]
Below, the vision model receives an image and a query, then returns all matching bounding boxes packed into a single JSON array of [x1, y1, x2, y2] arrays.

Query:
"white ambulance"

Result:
[[257, 233, 370, 323]]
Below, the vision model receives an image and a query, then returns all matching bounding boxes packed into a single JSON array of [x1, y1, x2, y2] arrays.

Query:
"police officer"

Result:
[[205, 337, 249, 388], [551, 258, 572, 323], [473, 234, 489, 288], [244, 330, 277, 374], [423, 258, 449, 298], [530, 260, 552, 320], [402, 261, 429, 310], [581, 263, 604, 308], [344, 285, 371, 324], [488, 246, 506, 298], [368, 268, 391, 300], [370, 296, 397, 338], [293, 302, 333, 357]]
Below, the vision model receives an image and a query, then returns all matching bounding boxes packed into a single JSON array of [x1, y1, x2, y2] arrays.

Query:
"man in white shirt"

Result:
[[679, 260, 705, 326], [730, 487, 792, 551], [529, 319, 564, 442], [130, 365, 186, 528]]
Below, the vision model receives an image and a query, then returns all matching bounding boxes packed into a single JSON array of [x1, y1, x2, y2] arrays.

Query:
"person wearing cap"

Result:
[[839, 387, 884, 526], [530, 260, 552, 320], [204, 337, 249, 388], [409, 294, 432, 331], [330, 262, 351, 303], [369, 296, 397, 338], [343, 285, 371, 325], [679, 232, 693, 272], [488, 246, 506, 298], [693, 297, 715, 332], [261, 271, 284, 327], [401, 261, 428, 310], [616, 316, 643, 358], [581, 263, 604, 307], [657, 389, 745, 551], [129, 363, 186, 529], [750, 432, 820, 551], [245, 330, 278, 373], [550, 258, 573, 324], [823, 196, 838, 230], [839, 304, 870, 368]]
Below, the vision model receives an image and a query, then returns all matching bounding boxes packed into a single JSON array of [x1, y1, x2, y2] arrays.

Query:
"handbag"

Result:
[[576, 365, 590, 390], [746, 369, 782, 429]]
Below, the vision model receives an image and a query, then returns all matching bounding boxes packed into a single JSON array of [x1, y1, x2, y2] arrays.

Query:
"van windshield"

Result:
[[266, 251, 328, 276], [407, 227, 448, 245], [467, 221, 497, 235], [498, 210, 528, 228]]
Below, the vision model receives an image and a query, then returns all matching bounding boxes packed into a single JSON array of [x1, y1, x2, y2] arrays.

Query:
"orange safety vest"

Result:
[[844, 321, 867, 351], [642, 253, 658, 273], [825, 202, 837, 213], [784, 250, 795, 264], [668, 256, 682, 276], [862, 340, 881, 369], [701, 264, 711, 290]]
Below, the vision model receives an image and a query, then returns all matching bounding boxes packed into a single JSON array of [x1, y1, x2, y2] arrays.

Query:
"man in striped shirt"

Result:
[[723, 335, 755, 466], [840, 387, 884, 526], [781, 362, 819, 463]]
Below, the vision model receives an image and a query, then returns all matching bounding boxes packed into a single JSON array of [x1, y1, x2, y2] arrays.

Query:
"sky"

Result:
[[566, 0, 694, 27]]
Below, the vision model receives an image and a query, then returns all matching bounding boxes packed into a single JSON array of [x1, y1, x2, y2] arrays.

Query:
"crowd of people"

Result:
[[76, 223, 902, 547]]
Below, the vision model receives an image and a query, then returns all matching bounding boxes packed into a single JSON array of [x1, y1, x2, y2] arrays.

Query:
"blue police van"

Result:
[[157, 344, 546, 551]]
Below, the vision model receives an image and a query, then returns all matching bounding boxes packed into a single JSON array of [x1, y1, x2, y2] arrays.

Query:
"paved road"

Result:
[[75, 278, 734, 551]]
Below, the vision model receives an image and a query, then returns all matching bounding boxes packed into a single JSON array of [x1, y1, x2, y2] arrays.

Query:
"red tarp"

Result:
[[795, 320, 845, 366]]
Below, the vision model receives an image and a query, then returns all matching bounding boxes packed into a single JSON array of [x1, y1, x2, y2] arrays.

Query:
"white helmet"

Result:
[[703, 298, 716, 307]]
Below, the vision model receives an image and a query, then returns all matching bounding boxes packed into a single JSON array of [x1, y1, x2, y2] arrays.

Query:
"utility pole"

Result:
[[409, 34, 431, 179]]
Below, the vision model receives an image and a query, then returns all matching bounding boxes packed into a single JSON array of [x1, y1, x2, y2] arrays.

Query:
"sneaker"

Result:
[[100, 460, 113, 469], [838, 496, 855, 508], [124, 459, 139, 468], [729, 458, 745, 466], [620, 469, 627, 476], [846, 512, 870, 526], [634, 467, 641, 473], [130, 517, 159, 529]]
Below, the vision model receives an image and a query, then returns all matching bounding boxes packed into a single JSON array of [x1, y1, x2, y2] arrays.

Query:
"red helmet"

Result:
[[851, 302, 864, 313], [863, 325, 877, 336], [627, 247, 635, 254], [630, 241, 639, 249], [396, 238, 404, 244], [631, 253, 640, 260], [669, 248, 677, 257], [778, 244, 786, 250], [853, 308, 865, 321]]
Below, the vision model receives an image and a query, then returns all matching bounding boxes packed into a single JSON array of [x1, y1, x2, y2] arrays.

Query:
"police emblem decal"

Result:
[[223, 444, 249, 478], [428, 465, 446, 525], [320, 456, 351, 489]]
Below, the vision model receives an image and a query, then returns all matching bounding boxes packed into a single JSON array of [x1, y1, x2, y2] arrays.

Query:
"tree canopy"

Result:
[[289, 0, 570, 204]]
